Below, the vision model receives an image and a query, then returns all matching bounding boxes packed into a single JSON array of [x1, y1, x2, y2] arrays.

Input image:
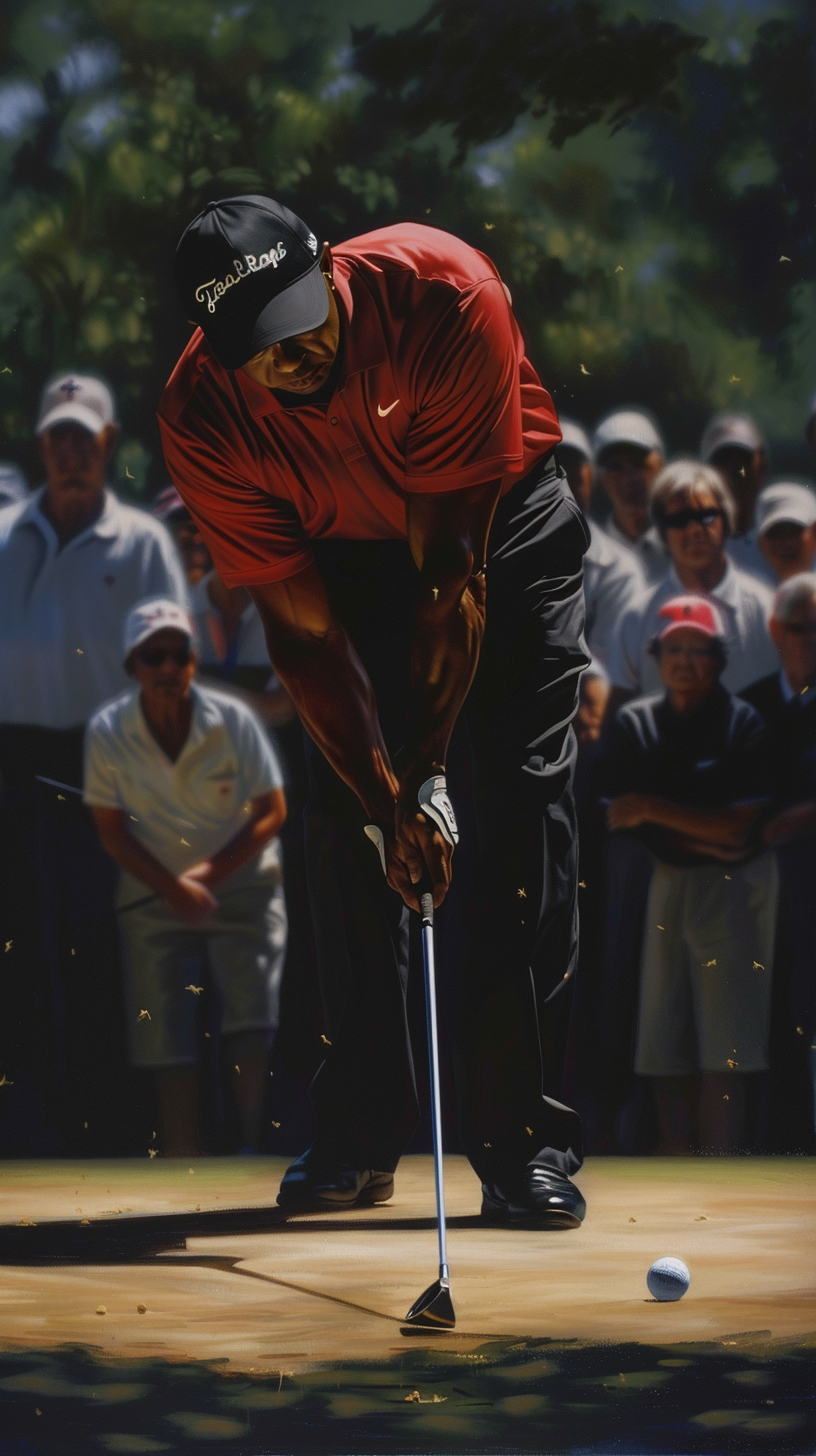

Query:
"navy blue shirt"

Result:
[[600, 683, 769, 867]]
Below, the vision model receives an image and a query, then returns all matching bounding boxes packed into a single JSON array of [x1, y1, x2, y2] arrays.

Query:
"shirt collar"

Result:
[[130, 682, 214, 766], [12, 486, 122, 547], [668, 556, 738, 608], [232, 250, 389, 421], [780, 669, 816, 706]]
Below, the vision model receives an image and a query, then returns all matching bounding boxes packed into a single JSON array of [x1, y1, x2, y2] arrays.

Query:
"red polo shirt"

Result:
[[158, 223, 561, 586]]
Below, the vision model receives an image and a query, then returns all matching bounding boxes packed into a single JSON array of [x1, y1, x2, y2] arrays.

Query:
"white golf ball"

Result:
[[647, 1257, 690, 1301]]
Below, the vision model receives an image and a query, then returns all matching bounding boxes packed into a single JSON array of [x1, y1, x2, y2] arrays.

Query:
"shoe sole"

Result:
[[480, 1207, 583, 1230], [278, 1174, 394, 1213]]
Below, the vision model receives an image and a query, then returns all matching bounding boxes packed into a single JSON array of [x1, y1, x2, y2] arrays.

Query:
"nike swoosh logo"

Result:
[[377, 399, 399, 417]]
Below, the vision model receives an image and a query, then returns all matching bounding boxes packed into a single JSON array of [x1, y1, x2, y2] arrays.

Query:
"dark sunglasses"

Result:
[[663, 507, 724, 530], [136, 646, 193, 667], [781, 621, 816, 636]]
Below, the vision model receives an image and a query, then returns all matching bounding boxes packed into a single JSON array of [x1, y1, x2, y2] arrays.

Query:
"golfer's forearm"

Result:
[[645, 798, 759, 847], [402, 570, 486, 791], [91, 813, 179, 898], [268, 626, 398, 821]]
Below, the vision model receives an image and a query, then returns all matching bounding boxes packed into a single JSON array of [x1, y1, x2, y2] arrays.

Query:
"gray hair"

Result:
[[772, 572, 816, 623], [650, 459, 736, 537]]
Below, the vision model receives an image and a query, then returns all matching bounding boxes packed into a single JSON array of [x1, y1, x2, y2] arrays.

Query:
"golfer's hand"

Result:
[[606, 793, 652, 831], [165, 875, 218, 925], [394, 803, 453, 912]]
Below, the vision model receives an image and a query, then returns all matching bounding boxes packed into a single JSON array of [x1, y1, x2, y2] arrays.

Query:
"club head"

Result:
[[403, 1278, 456, 1329]]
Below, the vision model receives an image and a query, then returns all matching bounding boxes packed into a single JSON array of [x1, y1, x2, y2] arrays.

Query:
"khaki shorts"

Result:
[[119, 881, 287, 1069], [634, 853, 778, 1076]]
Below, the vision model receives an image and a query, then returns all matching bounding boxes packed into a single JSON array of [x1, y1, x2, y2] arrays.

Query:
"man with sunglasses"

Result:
[[606, 459, 777, 711], [84, 599, 288, 1157], [158, 196, 589, 1226]]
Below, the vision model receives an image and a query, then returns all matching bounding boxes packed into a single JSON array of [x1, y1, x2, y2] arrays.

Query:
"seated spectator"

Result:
[[0, 375, 187, 1155], [191, 567, 294, 728], [152, 485, 212, 586], [559, 419, 645, 667], [607, 460, 777, 705], [85, 600, 288, 1158], [593, 409, 667, 583], [603, 596, 776, 1153], [700, 412, 768, 579], [753, 482, 816, 585], [0, 463, 28, 506], [742, 573, 816, 1141]]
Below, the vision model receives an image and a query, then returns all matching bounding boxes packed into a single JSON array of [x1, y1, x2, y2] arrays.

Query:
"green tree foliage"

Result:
[[0, 0, 812, 495]]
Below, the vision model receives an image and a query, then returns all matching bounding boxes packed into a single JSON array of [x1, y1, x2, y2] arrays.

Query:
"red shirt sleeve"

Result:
[[158, 391, 314, 589], [403, 277, 525, 492]]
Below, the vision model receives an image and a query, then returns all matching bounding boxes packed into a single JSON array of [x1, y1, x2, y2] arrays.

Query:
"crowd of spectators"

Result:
[[0, 371, 815, 1159]]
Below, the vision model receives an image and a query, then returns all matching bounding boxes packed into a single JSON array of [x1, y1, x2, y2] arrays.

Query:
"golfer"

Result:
[[159, 196, 589, 1226]]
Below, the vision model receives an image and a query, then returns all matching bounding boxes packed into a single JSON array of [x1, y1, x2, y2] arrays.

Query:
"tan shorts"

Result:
[[119, 880, 287, 1069], [634, 853, 778, 1076]]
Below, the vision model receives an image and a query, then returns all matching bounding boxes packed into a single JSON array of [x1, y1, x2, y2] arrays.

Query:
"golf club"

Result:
[[404, 879, 455, 1330]]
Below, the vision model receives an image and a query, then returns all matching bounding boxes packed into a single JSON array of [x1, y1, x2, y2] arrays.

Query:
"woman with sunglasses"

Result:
[[606, 460, 778, 718], [83, 598, 288, 1158]]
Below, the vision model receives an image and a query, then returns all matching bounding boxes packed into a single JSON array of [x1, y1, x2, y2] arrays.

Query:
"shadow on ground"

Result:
[[0, 1331, 813, 1454]]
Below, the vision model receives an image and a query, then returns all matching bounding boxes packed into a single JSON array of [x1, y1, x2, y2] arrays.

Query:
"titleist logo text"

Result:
[[195, 244, 288, 313]]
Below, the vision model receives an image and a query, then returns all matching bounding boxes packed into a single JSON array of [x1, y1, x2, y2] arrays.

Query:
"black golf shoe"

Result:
[[277, 1150, 394, 1212], [480, 1165, 586, 1229]]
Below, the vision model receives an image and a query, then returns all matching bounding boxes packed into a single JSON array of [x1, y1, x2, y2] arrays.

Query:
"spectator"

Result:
[[606, 460, 777, 704], [85, 600, 287, 1158], [152, 484, 212, 586], [593, 408, 667, 582], [700, 412, 768, 579], [754, 482, 816, 585], [742, 573, 816, 1142], [0, 374, 187, 1154], [604, 596, 776, 1153], [0, 463, 28, 506], [575, 659, 611, 808], [191, 567, 294, 728], [559, 419, 646, 667]]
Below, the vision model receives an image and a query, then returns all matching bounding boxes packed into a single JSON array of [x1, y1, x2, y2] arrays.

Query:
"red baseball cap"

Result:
[[656, 594, 725, 642]]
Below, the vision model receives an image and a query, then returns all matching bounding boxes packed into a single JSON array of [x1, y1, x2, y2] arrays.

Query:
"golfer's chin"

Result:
[[277, 362, 331, 393]]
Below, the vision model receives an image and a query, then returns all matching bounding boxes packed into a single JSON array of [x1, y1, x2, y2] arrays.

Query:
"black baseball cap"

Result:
[[174, 195, 328, 370]]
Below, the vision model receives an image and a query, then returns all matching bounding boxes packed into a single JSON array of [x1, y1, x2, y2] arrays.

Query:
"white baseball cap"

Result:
[[123, 598, 197, 662], [36, 374, 116, 437], [700, 412, 763, 461], [755, 481, 816, 537], [593, 409, 664, 460], [558, 419, 593, 461]]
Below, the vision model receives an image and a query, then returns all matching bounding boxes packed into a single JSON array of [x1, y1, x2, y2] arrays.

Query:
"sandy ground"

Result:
[[0, 1155, 813, 1372]]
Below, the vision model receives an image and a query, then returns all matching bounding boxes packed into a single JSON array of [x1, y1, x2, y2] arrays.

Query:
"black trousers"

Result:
[[302, 454, 590, 1184]]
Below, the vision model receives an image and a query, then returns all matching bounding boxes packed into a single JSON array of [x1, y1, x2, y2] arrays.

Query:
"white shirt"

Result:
[[727, 530, 776, 587], [604, 518, 669, 585], [84, 684, 284, 899], [189, 573, 272, 671], [583, 523, 646, 668], [607, 560, 777, 696], [0, 489, 187, 729]]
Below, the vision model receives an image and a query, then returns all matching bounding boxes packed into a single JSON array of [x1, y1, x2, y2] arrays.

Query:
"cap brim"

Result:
[[37, 404, 107, 436], [125, 623, 196, 663], [759, 509, 814, 535], [204, 264, 330, 371], [658, 620, 719, 642], [597, 438, 653, 460]]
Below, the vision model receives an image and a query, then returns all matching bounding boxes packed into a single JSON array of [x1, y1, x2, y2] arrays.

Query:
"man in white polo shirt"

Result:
[[593, 408, 668, 583], [0, 375, 186, 1156], [558, 418, 646, 667], [85, 600, 287, 1157]]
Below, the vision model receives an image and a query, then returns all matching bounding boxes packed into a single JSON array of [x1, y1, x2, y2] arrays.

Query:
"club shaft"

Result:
[[421, 917, 448, 1277]]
